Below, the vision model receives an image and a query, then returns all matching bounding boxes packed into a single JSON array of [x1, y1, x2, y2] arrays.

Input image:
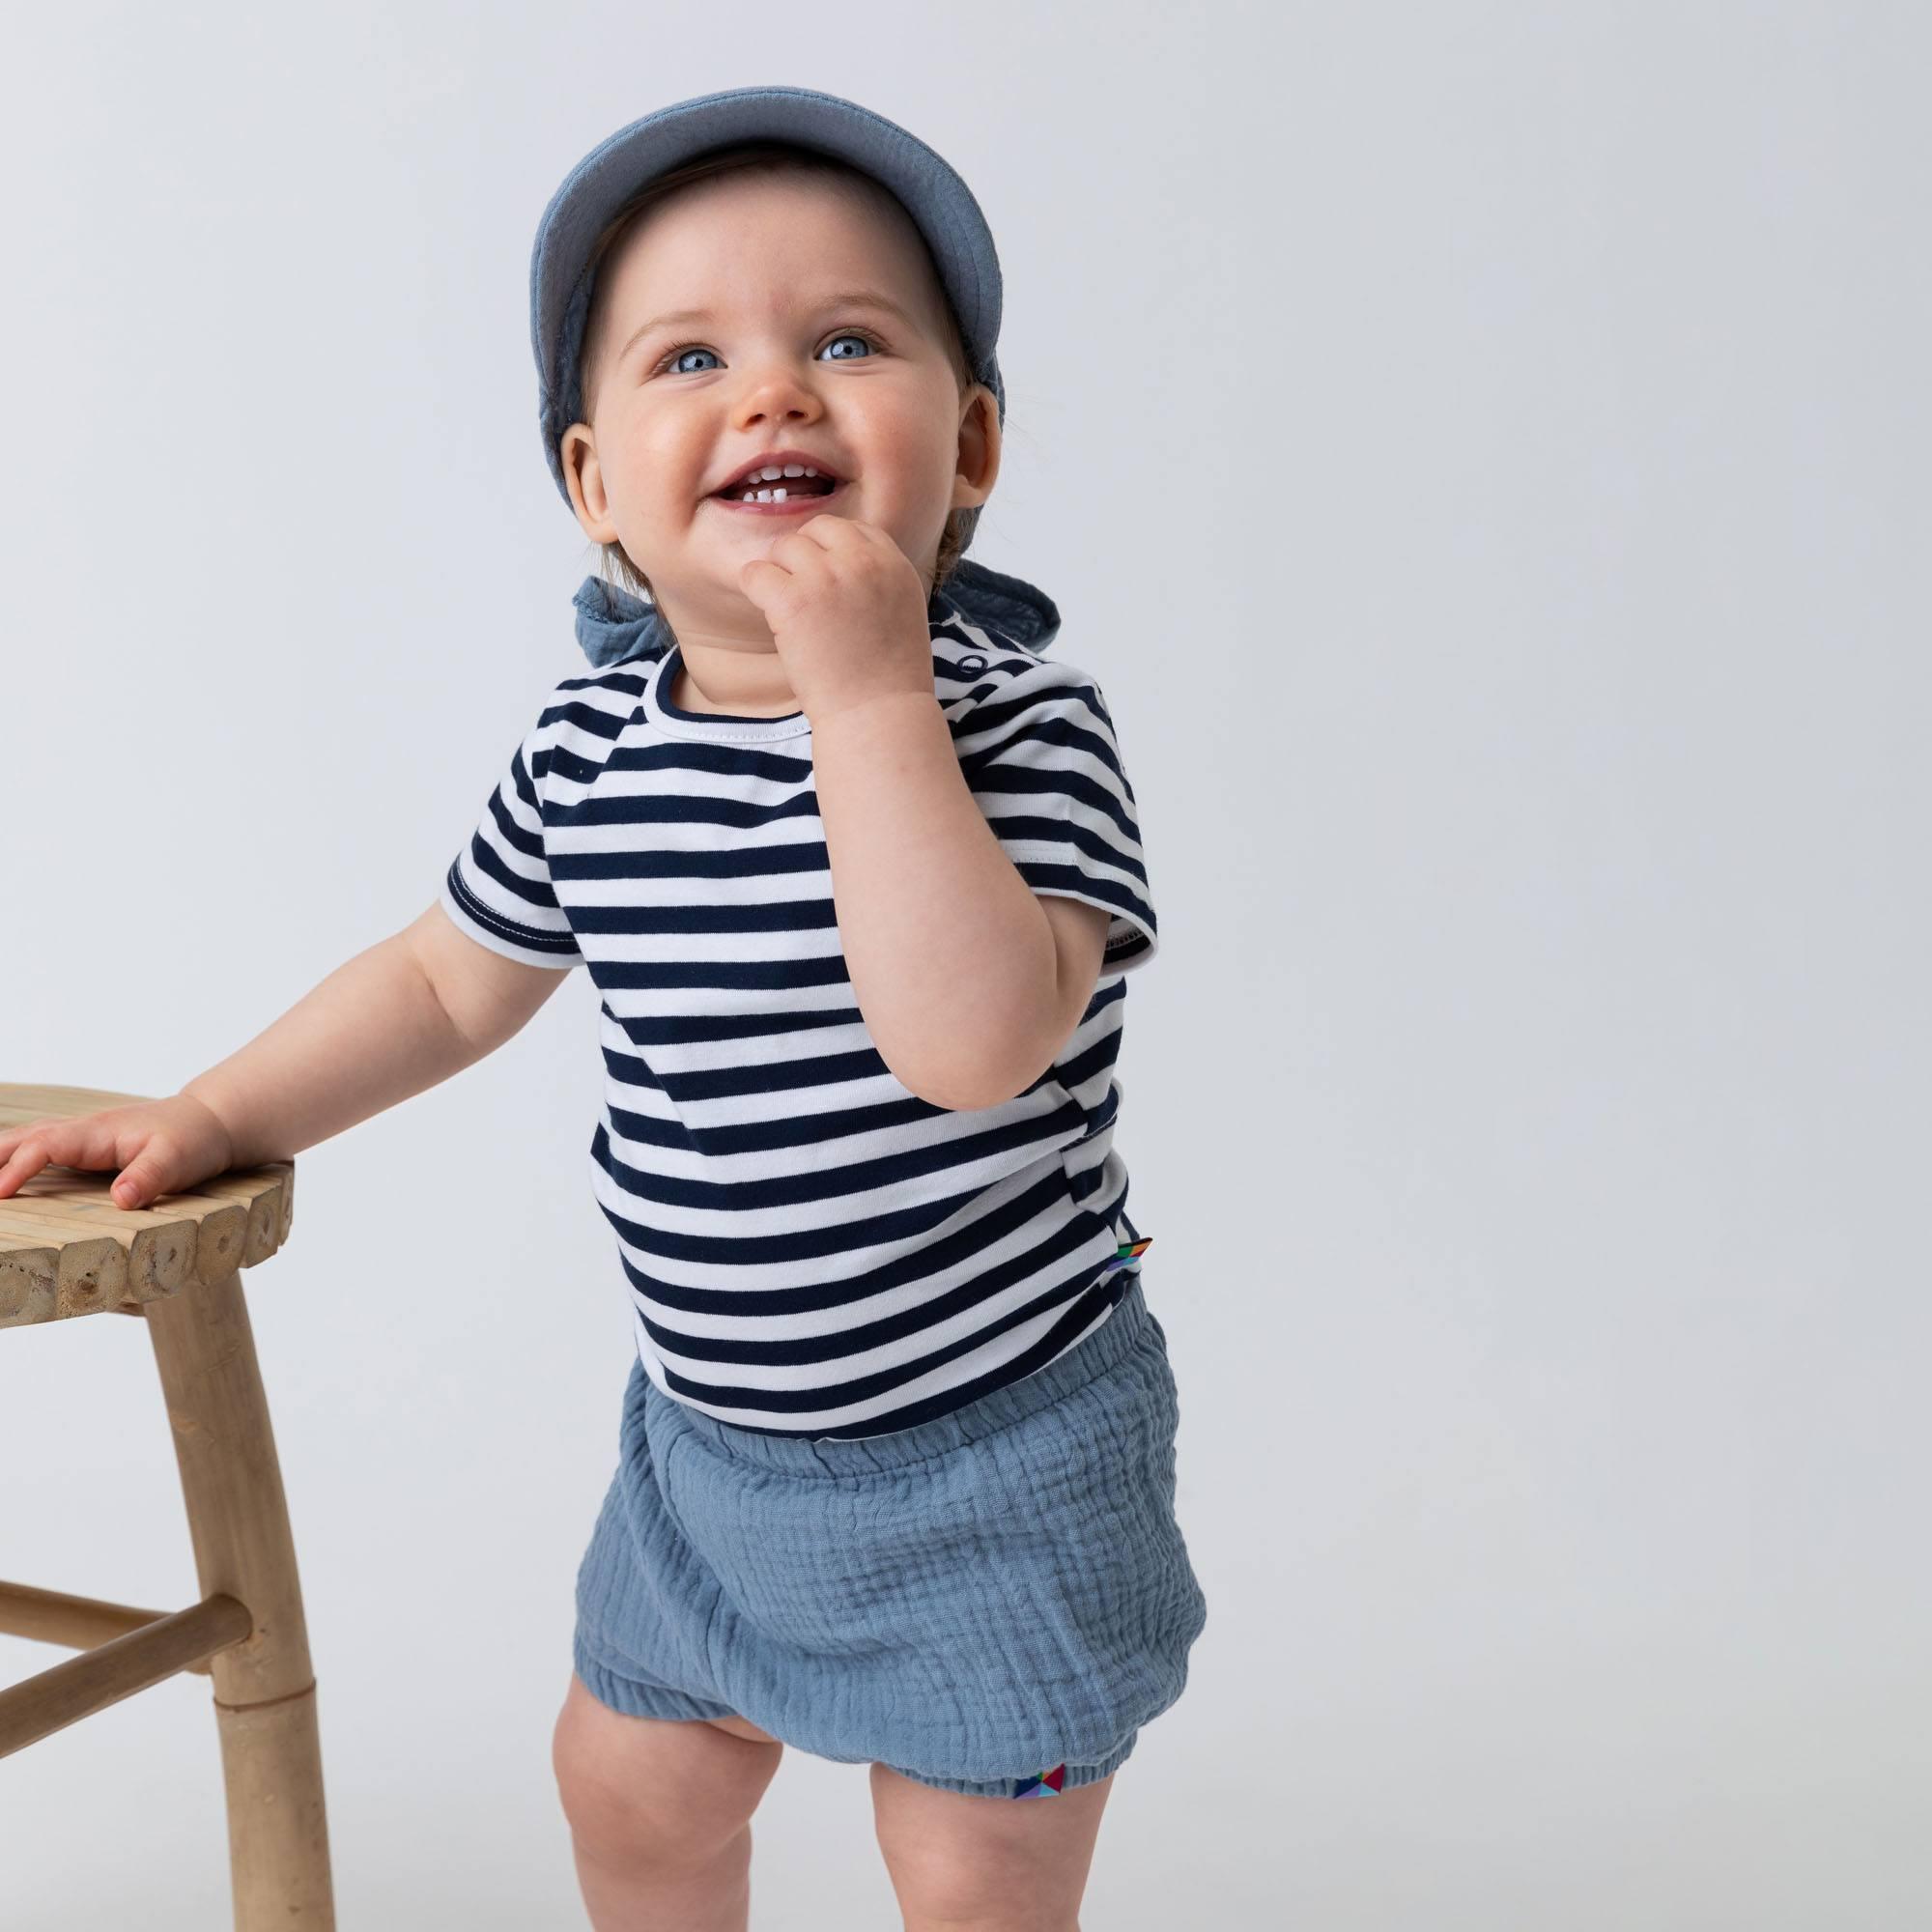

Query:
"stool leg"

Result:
[[144, 1265, 335, 1929]]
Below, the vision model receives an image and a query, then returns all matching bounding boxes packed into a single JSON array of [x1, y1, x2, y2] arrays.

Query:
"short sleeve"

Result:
[[957, 661, 1158, 975], [440, 712, 584, 972]]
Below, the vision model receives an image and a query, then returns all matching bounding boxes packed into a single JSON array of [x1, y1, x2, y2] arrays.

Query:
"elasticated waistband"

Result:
[[633, 1276, 1153, 1479]]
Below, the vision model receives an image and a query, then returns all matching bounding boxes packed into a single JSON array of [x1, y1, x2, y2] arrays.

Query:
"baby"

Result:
[[0, 86, 1207, 1932]]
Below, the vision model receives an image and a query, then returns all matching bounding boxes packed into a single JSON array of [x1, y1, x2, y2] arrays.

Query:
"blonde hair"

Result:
[[567, 140, 981, 606]]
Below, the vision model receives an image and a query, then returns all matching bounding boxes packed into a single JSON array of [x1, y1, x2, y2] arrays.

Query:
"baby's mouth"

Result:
[[707, 476, 850, 516], [710, 468, 843, 505]]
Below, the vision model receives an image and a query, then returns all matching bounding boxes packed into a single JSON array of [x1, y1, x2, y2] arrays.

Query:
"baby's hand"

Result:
[[738, 515, 933, 727], [0, 1095, 237, 1209]]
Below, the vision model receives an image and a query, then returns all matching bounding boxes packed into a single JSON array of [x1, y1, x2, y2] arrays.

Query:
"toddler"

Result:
[[0, 85, 1208, 1932]]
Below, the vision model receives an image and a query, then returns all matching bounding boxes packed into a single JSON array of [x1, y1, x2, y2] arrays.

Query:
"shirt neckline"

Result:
[[642, 643, 813, 742]]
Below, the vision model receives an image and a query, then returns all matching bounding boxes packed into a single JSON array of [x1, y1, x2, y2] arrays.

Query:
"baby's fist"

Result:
[[738, 515, 933, 724]]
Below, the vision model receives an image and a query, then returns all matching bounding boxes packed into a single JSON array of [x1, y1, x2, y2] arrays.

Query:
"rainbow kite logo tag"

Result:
[[1102, 1236, 1152, 1270], [1013, 1762, 1066, 1799]]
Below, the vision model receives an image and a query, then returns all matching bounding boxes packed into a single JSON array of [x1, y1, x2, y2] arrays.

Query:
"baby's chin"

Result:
[[646, 571, 788, 637]]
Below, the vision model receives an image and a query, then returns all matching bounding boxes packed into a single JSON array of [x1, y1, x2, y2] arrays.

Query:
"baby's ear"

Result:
[[560, 425, 617, 538], [954, 385, 1001, 506]]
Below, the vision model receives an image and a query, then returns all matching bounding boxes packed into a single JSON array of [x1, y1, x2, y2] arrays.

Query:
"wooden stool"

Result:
[[0, 1082, 333, 1928]]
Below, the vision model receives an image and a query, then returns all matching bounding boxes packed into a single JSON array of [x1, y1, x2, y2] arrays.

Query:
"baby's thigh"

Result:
[[552, 1670, 783, 1865], [869, 1760, 1116, 1929]]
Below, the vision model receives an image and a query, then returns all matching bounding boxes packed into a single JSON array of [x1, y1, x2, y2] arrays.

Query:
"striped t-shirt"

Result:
[[440, 591, 1158, 1438]]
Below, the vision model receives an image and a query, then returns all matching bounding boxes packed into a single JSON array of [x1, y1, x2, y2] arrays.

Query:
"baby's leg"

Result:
[[869, 1761, 1117, 1932], [552, 1670, 784, 1932]]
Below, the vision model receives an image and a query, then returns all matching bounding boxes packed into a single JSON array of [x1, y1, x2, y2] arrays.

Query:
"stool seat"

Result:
[[0, 1083, 293, 1328], [0, 1079, 332, 1927]]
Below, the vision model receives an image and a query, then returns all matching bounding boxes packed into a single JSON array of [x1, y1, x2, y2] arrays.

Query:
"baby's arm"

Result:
[[0, 902, 568, 1206], [185, 901, 570, 1170]]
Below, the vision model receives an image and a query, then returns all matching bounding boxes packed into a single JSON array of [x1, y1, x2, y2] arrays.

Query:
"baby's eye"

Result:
[[820, 329, 879, 361], [652, 327, 884, 377]]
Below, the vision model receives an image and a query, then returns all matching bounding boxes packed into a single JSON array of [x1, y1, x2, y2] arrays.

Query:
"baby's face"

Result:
[[562, 172, 997, 647]]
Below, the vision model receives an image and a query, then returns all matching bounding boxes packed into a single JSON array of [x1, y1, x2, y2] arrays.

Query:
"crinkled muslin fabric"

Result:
[[571, 1276, 1208, 1800]]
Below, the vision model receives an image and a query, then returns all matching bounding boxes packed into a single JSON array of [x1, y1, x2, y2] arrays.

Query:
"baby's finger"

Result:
[[0, 1117, 120, 1195], [0, 1132, 61, 1200], [0, 1116, 58, 1163], [110, 1144, 180, 1210]]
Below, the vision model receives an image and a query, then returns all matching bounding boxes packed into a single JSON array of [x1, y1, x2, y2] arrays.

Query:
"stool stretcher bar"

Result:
[[0, 1577, 229, 1674], [0, 1588, 256, 1756]]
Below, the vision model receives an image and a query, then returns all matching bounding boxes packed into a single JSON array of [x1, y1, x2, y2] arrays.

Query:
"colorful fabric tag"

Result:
[[1102, 1236, 1152, 1270], [1013, 1762, 1066, 1798]]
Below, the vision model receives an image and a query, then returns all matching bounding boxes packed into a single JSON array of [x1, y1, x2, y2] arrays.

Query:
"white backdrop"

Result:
[[3, 4, 1927, 1927]]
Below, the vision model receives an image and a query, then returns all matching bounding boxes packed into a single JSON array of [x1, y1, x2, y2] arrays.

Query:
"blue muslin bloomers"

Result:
[[571, 1275, 1208, 1800]]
